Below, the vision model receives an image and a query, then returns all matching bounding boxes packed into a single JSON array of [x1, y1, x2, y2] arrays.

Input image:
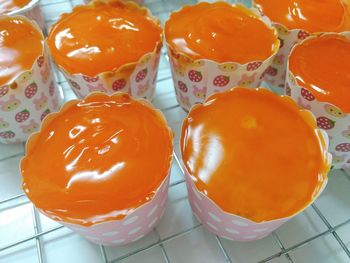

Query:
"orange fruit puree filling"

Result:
[[0, 0, 31, 13], [21, 94, 173, 226], [181, 88, 327, 222], [255, 0, 350, 33], [47, 1, 162, 77], [289, 35, 350, 113], [0, 16, 43, 86], [165, 2, 278, 64]]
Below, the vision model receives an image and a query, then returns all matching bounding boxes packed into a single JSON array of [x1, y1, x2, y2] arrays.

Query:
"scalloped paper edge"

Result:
[[182, 87, 332, 241]]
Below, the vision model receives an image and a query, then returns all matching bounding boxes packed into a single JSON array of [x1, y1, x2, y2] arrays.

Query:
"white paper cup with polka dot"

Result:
[[49, 0, 161, 101], [182, 92, 331, 242], [6, 0, 45, 30], [23, 92, 173, 246], [286, 32, 350, 170], [56, 174, 170, 246], [0, 15, 60, 144], [165, 3, 279, 112]]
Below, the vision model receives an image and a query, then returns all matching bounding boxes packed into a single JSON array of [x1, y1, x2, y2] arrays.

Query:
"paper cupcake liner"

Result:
[[286, 32, 350, 170], [0, 16, 60, 144], [42, 175, 170, 246], [183, 88, 331, 241], [165, 4, 279, 112], [50, 0, 161, 101], [253, 1, 350, 93], [7, 0, 45, 30], [23, 92, 173, 246]]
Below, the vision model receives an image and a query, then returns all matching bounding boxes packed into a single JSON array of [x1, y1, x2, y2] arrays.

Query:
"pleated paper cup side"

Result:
[[286, 32, 350, 169], [182, 88, 331, 241], [165, 4, 279, 112], [22, 92, 174, 246], [0, 15, 61, 144], [49, 0, 162, 101], [253, 0, 350, 93]]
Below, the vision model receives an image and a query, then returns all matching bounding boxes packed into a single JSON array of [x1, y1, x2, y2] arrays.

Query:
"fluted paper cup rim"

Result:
[[182, 87, 332, 225], [287, 31, 350, 114], [0, 14, 44, 89], [47, 0, 163, 79], [164, 2, 280, 67], [21, 91, 174, 227]]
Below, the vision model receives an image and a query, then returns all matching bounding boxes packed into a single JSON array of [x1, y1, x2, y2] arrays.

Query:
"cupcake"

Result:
[[21, 92, 173, 246], [0, 0, 45, 29], [181, 87, 331, 241], [47, 0, 162, 100], [0, 15, 59, 144], [287, 33, 350, 169], [254, 0, 350, 92], [164, 2, 279, 111]]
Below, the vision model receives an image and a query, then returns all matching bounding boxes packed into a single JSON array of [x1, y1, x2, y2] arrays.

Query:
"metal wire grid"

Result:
[[0, 0, 350, 262]]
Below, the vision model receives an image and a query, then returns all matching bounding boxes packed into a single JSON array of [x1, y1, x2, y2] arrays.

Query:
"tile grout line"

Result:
[[311, 203, 350, 258], [215, 236, 232, 263], [270, 232, 294, 263], [259, 218, 350, 262], [154, 229, 171, 263], [110, 225, 202, 263], [99, 245, 109, 263], [31, 205, 45, 263]]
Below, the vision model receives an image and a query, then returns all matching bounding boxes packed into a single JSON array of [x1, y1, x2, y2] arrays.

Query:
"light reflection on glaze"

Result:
[[289, 35, 350, 112], [255, 0, 350, 33], [0, 16, 43, 86], [21, 94, 173, 226], [181, 88, 326, 222], [47, 2, 162, 76], [165, 2, 278, 64]]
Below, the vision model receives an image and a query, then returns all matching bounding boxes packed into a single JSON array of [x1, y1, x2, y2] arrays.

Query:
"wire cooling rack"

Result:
[[1, 0, 350, 262]]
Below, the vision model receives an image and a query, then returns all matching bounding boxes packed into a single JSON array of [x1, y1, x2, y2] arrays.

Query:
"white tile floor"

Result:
[[0, 0, 350, 262]]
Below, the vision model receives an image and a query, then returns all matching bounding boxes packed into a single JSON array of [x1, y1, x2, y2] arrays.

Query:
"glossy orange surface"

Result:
[[181, 88, 328, 222], [0, 0, 30, 13], [47, 1, 162, 76], [290, 35, 350, 112], [165, 2, 278, 64], [21, 93, 173, 226], [255, 0, 350, 33], [0, 16, 43, 86]]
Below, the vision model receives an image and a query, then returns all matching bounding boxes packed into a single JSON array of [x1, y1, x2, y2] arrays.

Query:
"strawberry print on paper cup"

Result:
[[253, 0, 350, 93], [48, 1, 162, 101], [0, 16, 60, 144], [165, 3, 279, 112], [3, 0, 45, 30], [286, 32, 350, 169]]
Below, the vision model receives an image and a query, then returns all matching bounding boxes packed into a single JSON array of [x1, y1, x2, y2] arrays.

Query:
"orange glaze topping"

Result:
[[181, 88, 328, 222], [0, 16, 43, 86], [47, 1, 162, 77], [21, 93, 173, 226], [289, 34, 350, 112], [0, 0, 31, 14], [165, 2, 278, 64], [255, 0, 350, 33]]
